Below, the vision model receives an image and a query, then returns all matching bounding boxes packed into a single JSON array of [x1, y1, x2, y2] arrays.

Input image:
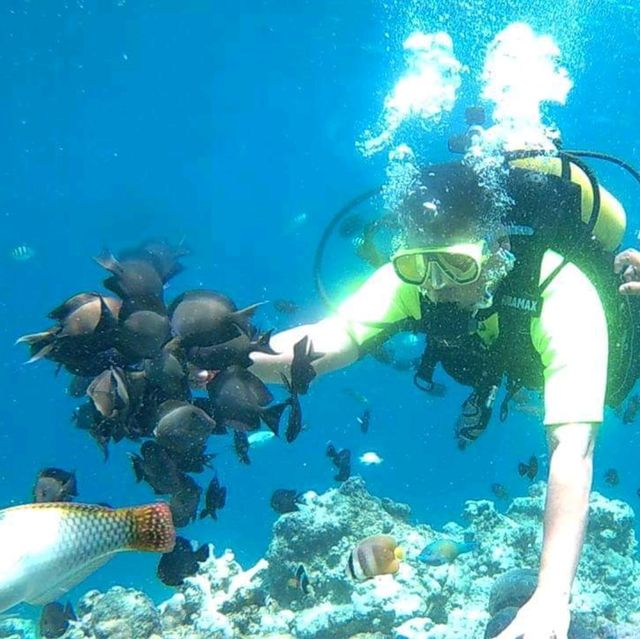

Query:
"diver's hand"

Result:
[[493, 589, 570, 639], [614, 249, 640, 295]]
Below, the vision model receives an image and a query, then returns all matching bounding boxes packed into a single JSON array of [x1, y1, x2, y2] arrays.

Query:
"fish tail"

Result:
[[93, 250, 121, 275], [125, 502, 176, 552], [261, 402, 287, 435], [394, 546, 405, 561]]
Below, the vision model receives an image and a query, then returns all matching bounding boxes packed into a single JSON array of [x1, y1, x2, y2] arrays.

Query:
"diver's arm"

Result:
[[494, 421, 596, 639], [536, 421, 597, 599], [249, 319, 359, 384]]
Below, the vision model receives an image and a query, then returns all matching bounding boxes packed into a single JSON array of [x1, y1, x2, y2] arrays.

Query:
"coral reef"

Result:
[[24, 478, 640, 638]]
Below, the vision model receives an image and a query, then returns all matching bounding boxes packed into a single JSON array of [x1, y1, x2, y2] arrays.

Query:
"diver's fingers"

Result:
[[618, 281, 640, 295], [614, 249, 640, 274]]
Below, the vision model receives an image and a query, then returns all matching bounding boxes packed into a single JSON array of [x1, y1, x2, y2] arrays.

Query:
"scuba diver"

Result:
[[247, 144, 640, 639]]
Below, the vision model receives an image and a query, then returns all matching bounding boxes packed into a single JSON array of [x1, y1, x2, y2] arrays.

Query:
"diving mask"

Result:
[[391, 240, 486, 288]]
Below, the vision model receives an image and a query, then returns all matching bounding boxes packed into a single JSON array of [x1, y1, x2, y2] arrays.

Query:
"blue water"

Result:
[[1, 0, 639, 612]]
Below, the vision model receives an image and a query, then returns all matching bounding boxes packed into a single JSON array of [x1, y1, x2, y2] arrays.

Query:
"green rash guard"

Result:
[[325, 250, 608, 426]]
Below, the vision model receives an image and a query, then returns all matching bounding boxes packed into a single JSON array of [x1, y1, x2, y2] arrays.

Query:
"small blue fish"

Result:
[[418, 538, 475, 565]]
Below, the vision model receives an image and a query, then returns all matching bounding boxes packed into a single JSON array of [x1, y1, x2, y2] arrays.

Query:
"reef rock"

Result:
[[44, 477, 640, 639]]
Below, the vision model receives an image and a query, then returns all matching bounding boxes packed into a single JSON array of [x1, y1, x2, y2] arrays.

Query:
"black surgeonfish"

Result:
[[119, 239, 188, 284], [289, 335, 322, 395], [94, 251, 165, 314], [326, 442, 351, 482], [129, 440, 184, 495], [33, 468, 78, 503], [153, 400, 215, 455], [117, 310, 171, 360], [518, 455, 538, 481], [169, 290, 262, 348], [169, 474, 202, 527], [207, 365, 287, 434], [170, 446, 215, 474], [280, 373, 303, 443], [144, 349, 190, 400], [87, 367, 130, 420], [48, 293, 121, 341], [17, 293, 122, 369], [200, 474, 227, 520], [270, 489, 303, 514], [157, 536, 210, 587], [186, 327, 276, 370], [357, 408, 371, 434], [39, 602, 76, 638]]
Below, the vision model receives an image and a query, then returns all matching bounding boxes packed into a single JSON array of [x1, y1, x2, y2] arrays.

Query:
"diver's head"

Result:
[[392, 162, 514, 310]]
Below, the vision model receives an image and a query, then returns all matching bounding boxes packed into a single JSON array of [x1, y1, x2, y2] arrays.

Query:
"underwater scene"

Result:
[[1, 0, 640, 638]]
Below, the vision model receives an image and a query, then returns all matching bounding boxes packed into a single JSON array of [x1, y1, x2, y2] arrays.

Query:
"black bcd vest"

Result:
[[414, 167, 640, 413]]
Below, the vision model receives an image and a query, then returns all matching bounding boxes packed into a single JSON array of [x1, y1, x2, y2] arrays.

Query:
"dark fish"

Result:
[[233, 430, 251, 465], [17, 293, 120, 365], [33, 468, 78, 503], [157, 536, 210, 587], [192, 397, 227, 434], [48, 293, 120, 339], [491, 483, 509, 500], [54, 347, 129, 378], [623, 394, 640, 424], [94, 251, 165, 313], [637, 487, 640, 499], [119, 240, 188, 284], [517, 455, 538, 481], [273, 299, 299, 315], [270, 489, 302, 514], [40, 602, 76, 638], [187, 327, 276, 370], [199, 475, 227, 520], [357, 408, 371, 434], [289, 336, 322, 395], [326, 441, 351, 482], [129, 441, 184, 495], [289, 564, 311, 595], [87, 367, 130, 420], [145, 349, 190, 400], [169, 475, 202, 527], [604, 468, 619, 487], [169, 290, 261, 348], [153, 400, 215, 455], [207, 365, 287, 434], [280, 373, 303, 443], [117, 310, 171, 360], [170, 446, 215, 474]]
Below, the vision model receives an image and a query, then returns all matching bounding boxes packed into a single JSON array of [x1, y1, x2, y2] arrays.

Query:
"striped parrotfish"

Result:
[[0, 501, 175, 613], [346, 534, 405, 581], [418, 537, 476, 566]]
